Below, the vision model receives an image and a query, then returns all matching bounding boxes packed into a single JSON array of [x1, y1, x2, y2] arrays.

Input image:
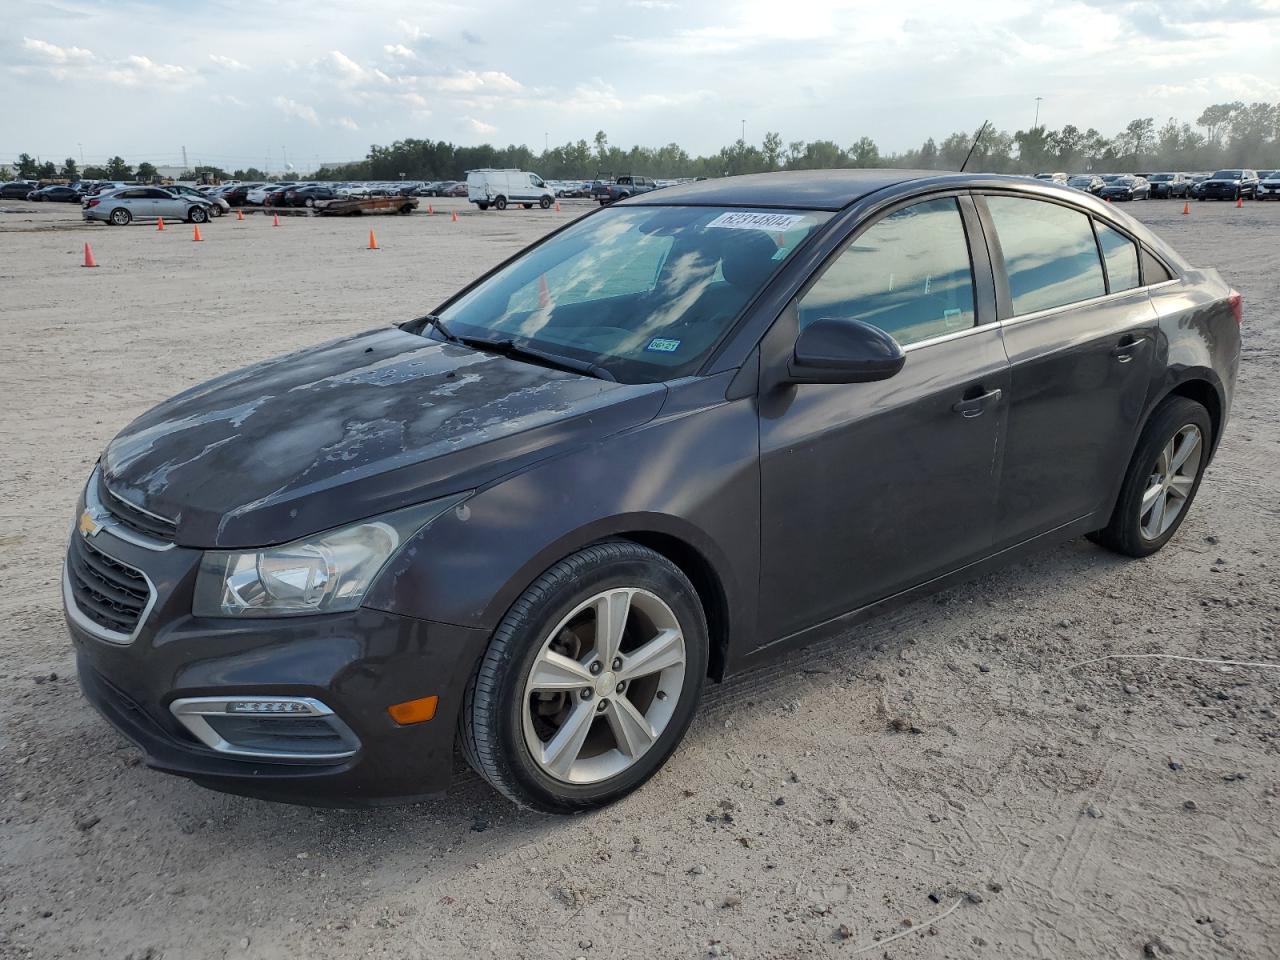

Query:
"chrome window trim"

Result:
[[998, 278, 1183, 329], [62, 551, 157, 646], [169, 696, 360, 762], [900, 322, 998, 353], [85, 468, 175, 552]]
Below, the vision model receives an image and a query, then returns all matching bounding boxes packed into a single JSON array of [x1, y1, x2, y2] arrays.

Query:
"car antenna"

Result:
[[959, 121, 991, 173]]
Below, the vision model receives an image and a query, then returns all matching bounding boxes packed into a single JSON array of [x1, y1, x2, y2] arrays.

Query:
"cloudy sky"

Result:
[[3, 0, 1279, 171]]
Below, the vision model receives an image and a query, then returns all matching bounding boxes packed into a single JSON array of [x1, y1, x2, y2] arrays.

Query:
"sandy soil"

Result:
[[1, 196, 1277, 960]]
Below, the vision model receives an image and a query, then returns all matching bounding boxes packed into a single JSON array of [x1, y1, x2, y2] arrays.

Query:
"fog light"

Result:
[[387, 695, 439, 725], [227, 700, 314, 715]]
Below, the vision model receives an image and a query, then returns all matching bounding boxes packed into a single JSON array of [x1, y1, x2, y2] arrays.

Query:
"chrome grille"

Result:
[[98, 475, 177, 543], [66, 534, 152, 637]]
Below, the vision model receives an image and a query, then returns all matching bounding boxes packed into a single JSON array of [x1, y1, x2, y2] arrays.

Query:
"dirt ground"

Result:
[[1, 195, 1277, 960]]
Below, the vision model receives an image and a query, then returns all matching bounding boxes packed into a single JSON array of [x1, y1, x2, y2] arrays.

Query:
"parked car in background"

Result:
[[249, 183, 291, 206], [287, 185, 339, 208], [1146, 173, 1191, 199], [263, 185, 297, 207], [0, 180, 38, 199], [443, 181, 468, 198], [426, 181, 460, 197], [1034, 172, 1069, 183], [597, 175, 660, 205], [1253, 170, 1279, 200], [27, 184, 83, 203], [64, 170, 1239, 812], [1066, 174, 1105, 195], [166, 184, 229, 217], [467, 169, 555, 210], [216, 183, 261, 206], [1197, 170, 1259, 201], [83, 187, 212, 225], [1099, 175, 1150, 201]]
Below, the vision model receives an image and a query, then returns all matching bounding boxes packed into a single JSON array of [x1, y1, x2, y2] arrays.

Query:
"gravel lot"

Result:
[[1, 196, 1277, 960]]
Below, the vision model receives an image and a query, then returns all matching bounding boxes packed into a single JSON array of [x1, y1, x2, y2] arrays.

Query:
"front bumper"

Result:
[[65, 520, 489, 806]]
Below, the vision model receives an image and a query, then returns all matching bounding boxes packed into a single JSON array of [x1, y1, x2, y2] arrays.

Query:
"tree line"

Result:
[[5, 101, 1276, 185]]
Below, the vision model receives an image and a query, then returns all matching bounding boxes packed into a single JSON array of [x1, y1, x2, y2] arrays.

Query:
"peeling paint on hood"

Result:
[[101, 327, 665, 548]]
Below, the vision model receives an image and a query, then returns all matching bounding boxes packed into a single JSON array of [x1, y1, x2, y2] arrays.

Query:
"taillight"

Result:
[[86, 199, 100, 208], [1228, 289, 1243, 326]]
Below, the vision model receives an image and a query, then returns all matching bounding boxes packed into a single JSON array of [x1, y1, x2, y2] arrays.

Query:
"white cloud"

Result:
[[208, 53, 249, 71], [105, 55, 193, 87], [210, 93, 248, 107], [332, 116, 360, 130], [463, 116, 497, 134], [329, 49, 365, 77], [22, 36, 93, 61], [384, 43, 417, 59], [431, 69, 523, 93], [396, 19, 429, 41], [274, 95, 320, 126]]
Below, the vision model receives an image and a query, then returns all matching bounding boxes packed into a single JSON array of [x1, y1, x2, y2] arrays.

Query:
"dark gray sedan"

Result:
[[65, 170, 1240, 812], [82, 186, 212, 225]]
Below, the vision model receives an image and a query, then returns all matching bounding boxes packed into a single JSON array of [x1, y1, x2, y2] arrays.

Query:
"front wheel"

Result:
[[210, 204, 224, 217], [1089, 396, 1211, 558], [539, 196, 552, 209], [461, 542, 708, 813]]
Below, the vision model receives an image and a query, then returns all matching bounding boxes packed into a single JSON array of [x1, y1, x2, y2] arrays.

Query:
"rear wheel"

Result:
[[1090, 396, 1211, 558], [477, 202, 489, 211], [110, 207, 131, 225], [461, 542, 708, 812], [494, 196, 508, 211], [210, 204, 223, 217]]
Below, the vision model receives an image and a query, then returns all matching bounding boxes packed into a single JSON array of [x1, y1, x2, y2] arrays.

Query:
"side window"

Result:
[[1094, 221, 1140, 292], [1141, 248, 1174, 285], [986, 196, 1106, 315], [797, 197, 976, 346]]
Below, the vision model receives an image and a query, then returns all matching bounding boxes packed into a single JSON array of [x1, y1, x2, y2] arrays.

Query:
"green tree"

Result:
[[761, 131, 783, 170], [16, 153, 38, 178], [1197, 102, 1242, 146], [135, 161, 157, 182], [105, 156, 133, 179], [60, 157, 78, 179], [37, 160, 57, 179], [848, 136, 880, 167]]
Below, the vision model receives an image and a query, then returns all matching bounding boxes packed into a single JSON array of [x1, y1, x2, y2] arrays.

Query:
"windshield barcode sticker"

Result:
[[706, 212, 808, 232]]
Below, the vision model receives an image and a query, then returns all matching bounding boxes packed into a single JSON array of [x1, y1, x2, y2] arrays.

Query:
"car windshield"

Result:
[[1101, 175, 1122, 183], [1259, 171, 1278, 178], [1211, 170, 1242, 179], [1148, 174, 1172, 181], [435, 205, 830, 383], [1067, 177, 1093, 184]]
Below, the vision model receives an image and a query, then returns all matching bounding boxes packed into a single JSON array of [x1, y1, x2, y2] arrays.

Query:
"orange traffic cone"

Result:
[[451, 209, 458, 222], [236, 208, 244, 221], [192, 224, 203, 242], [156, 216, 165, 231], [272, 213, 280, 227], [1236, 196, 1243, 208], [367, 229, 379, 250], [82, 243, 98, 268], [427, 204, 434, 215], [554, 201, 561, 213], [1182, 201, 1190, 215]]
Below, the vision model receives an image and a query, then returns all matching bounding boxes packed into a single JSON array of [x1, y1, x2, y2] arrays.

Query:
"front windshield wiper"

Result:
[[415, 313, 461, 344], [458, 335, 617, 382]]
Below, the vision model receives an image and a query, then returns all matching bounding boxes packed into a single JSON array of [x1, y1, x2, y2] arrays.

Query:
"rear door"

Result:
[[977, 193, 1158, 548], [757, 194, 1009, 641]]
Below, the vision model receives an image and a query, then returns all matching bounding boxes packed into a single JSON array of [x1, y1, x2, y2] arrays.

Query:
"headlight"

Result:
[[193, 495, 466, 618]]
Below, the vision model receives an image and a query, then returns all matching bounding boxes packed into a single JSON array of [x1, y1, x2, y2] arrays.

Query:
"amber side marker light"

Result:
[[387, 695, 439, 725]]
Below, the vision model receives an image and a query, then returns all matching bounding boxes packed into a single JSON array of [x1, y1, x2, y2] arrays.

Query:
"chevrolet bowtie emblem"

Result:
[[78, 508, 104, 538]]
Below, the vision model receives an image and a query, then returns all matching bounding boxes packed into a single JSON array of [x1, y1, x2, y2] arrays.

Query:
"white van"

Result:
[[466, 169, 555, 210]]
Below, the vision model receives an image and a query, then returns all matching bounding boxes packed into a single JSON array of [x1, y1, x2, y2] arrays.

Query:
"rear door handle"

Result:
[[952, 388, 1002, 418], [1111, 335, 1147, 361]]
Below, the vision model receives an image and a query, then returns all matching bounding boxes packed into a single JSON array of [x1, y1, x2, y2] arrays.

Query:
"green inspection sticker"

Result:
[[645, 338, 682, 353]]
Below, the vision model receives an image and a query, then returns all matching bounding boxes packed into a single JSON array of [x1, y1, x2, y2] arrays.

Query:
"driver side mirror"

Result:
[[786, 317, 906, 384]]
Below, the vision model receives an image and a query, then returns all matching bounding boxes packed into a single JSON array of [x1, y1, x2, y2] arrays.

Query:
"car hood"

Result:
[[100, 327, 666, 548]]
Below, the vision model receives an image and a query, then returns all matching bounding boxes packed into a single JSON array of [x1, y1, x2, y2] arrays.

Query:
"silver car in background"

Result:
[[82, 187, 213, 225], [165, 184, 229, 216]]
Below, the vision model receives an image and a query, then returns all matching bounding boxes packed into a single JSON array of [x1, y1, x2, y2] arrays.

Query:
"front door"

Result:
[[978, 195, 1159, 548], [758, 196, 1009, 642]]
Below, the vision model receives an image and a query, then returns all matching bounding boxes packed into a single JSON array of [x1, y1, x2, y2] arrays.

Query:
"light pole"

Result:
[[1033, 96, 1044, 131], [741, 119, 746, 143]]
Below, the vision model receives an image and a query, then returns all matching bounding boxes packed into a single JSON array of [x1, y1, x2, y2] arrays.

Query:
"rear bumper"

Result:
[[67, 548, 490, 804]]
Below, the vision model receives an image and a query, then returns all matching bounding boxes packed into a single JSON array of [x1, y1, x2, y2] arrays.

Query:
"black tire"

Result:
[[1089, 396, 1212, 558], [110, 207, 130, 226], [477, 202, 489, 211], [399, 204, 413, 215], [494, 196, 508, 211], [305, 197, 315, 208], [460, 541, 709, 813], [188, 205, 208, 224], [539, 196, 552, 209]]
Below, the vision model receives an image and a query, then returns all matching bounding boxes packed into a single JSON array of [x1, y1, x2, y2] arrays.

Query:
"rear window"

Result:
[[1094, 222, 1140, 293], [986, 196, 1106, 315]]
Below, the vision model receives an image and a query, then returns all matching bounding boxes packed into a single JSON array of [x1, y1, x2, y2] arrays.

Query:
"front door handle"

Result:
[[952, 388, 1002, 418]]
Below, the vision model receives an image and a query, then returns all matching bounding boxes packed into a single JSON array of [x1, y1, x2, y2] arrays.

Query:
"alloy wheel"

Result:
[[1140, 424, 1203, 540], [521, 588, 686, 784]]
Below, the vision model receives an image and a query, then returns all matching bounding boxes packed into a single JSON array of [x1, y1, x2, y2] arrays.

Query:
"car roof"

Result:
[[626, 169, 949, 210]]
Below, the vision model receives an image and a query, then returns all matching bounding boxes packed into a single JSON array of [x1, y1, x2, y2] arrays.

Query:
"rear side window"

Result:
[[1094, 222, 1140, 292], [798, 197, 976, 346], [1142, 249, 1174, 285], [986, 196, 1106, 315]]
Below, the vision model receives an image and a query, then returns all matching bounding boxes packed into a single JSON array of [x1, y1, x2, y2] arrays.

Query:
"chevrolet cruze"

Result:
[[65, 170, 1241, 812]]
